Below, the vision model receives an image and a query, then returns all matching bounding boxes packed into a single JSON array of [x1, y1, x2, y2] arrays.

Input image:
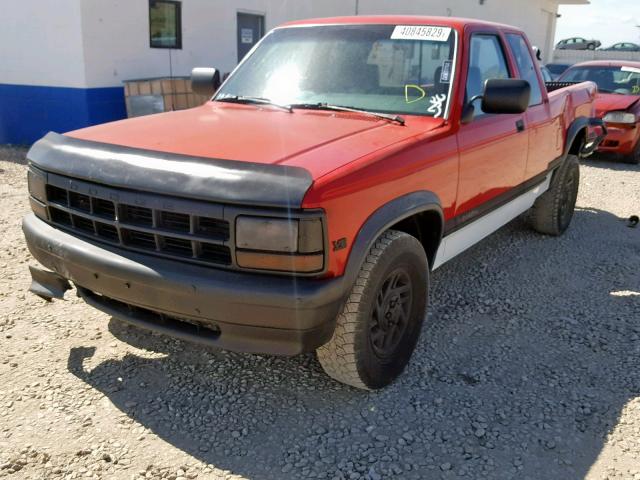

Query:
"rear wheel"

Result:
[[317, 230, 428, 390], [529, 155, 580, 236]]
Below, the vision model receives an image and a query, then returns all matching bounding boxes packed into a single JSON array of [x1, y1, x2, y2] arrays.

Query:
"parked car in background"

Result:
[[559, 61, 640, 164], [546, 63, 573, 80], [530, 46, 553, 83], [603, 42, 640, 52], [556, 37, 601, 50], [540, 65, 554, 83]]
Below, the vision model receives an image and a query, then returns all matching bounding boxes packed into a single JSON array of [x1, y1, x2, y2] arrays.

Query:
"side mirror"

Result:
[[481, 78, 530, 114], [461, 79, 530, 124], [191, 67, 221, 97]]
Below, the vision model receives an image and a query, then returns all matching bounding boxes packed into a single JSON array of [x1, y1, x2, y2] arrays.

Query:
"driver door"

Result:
[[455, 32, 528, 222]]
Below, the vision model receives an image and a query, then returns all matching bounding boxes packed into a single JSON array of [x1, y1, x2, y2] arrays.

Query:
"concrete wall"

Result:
[[78, 0, 354, 88], [553, 49, 640, 64], [0, 0, 127, 144], [78, 0, 562, 88], [0, 0, 86, 88]]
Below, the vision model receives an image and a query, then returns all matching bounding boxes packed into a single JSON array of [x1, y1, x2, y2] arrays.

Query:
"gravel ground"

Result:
[[1, 144, 639, 480]]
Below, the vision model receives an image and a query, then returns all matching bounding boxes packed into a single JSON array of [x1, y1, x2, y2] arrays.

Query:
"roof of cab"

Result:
[[280, 15, 518, 32], [571, 60, 640, 69]]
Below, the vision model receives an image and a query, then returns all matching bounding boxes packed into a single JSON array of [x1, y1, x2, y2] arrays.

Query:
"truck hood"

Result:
[[68, 102, 444, 180], [595, 93, 640, 116]]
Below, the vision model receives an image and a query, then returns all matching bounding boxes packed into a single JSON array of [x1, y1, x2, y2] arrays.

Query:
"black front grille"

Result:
[[43, 177, 231, 268], [93, 198, 116, 219], [50, 207, 72, 226], [96, 223, 119, 241], [122, 229, 156, 249], [72, 214, 95, 234], [159, 211, 190, 232], [198, 216, 230, 238], [162, 237, 193, 256], [47, 185, 68, 204], [121, 204, 153, 227], [69, 192, 91, 212]]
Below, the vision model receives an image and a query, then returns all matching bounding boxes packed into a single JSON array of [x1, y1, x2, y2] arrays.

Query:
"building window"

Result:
[[149, 0, 182, 49]]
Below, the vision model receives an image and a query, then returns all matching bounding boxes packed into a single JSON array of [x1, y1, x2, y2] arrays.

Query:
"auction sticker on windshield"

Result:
[[391, 26, 451, 42]]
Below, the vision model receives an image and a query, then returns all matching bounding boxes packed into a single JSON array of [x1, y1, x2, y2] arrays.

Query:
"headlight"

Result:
[[603, 111, 637, 124], [235, 216, 324, 273], [27, 166, 47, 203], [27, 167, 49, 220], [236, 217, 299, 252]]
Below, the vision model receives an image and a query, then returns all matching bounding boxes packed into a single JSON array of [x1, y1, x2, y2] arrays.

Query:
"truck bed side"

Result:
[[547, 81, 598, 153]]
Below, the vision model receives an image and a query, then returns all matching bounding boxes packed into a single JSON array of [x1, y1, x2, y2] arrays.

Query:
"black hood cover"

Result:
[[27, 132, 314, 208]]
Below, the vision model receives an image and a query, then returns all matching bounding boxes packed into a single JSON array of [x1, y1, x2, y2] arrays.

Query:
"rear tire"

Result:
[[317, 230, 428, 390], [529, 155, 580, 236]]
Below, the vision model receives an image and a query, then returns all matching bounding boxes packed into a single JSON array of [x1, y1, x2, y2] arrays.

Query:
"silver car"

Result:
[[556, 37, 601, 51], [604, 42, 640, 52]]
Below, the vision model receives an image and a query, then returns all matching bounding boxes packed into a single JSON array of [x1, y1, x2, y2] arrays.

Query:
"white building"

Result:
[[0, 0, 588, 144]]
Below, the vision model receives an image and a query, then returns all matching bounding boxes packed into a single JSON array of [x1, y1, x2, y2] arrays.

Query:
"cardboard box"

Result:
[[174, 94, 188, 109], [161, 79, 174, 94], [138, 81, 152, 96], [151, 80, 163, 95], [127, 82, 139, 96], [163, 94, 175, 110]]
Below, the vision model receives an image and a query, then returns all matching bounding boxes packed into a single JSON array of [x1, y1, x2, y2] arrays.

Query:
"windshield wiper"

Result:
[[288, 103, 405, 125], [216, 96, 293, 112]]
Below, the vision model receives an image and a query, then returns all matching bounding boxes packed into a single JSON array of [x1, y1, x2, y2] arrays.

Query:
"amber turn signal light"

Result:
[[236, 251, 323, 273]]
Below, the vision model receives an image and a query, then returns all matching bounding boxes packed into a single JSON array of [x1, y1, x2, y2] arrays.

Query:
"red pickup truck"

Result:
[[23, 16, 604, 390]]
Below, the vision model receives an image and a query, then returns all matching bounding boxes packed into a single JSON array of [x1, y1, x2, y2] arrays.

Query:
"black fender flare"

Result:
[[342, 191, 444, 287], [564, 116, 590, 159]]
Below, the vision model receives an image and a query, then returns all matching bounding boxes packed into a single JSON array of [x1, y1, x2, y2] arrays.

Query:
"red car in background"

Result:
[[559, 61, 640, 164]]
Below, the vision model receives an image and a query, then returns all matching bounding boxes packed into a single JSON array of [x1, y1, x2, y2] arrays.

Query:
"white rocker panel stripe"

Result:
[[433, 174, 552, 269]]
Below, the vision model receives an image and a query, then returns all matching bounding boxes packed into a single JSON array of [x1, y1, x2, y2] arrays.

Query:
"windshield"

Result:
[[560, 66, 640, 95], [216, 24, 458, 118]]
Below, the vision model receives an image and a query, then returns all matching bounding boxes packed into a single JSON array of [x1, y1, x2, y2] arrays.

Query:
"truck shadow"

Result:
[[67, 207, 639, 480]]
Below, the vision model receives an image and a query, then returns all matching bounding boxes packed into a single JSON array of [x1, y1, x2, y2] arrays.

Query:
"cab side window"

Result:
[[506, 34, 543, 106], [466, 34, 511, 117]]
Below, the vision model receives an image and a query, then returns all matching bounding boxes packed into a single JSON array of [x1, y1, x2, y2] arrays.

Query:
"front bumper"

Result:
[[23, 214, 346, 355], [597, 124, 639, 156]]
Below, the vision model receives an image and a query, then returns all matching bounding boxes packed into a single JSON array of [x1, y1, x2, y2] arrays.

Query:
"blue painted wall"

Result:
[[0, 84, 127, 145]]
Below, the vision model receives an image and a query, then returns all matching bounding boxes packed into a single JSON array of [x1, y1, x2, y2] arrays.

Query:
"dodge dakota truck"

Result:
[[23, 16, 605, 390]]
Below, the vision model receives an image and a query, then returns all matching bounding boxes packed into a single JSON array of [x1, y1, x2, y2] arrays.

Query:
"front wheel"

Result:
[[587, 43, 596, 50], [529, 155, 580, 236], [317, 230, 428, 390]]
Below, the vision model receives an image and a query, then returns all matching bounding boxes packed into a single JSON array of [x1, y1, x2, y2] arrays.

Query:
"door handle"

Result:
[[516, 119, 526, 132]]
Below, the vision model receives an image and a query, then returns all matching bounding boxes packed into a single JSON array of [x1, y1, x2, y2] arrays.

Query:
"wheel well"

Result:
[[568, 128, 587, 156], [389, 210, 442, 267]]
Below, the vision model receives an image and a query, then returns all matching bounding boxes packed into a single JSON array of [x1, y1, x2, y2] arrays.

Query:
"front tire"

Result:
[[529, 155, 580, 236], [587, 43, 596, 50], [317, 230, 428, 390]]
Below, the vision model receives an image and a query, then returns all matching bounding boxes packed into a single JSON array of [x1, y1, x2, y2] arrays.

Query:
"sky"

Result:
[[555, 0, 640, 47]]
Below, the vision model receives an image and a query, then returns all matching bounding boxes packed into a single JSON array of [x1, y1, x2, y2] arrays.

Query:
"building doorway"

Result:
[[237, 13, 265, 62]]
